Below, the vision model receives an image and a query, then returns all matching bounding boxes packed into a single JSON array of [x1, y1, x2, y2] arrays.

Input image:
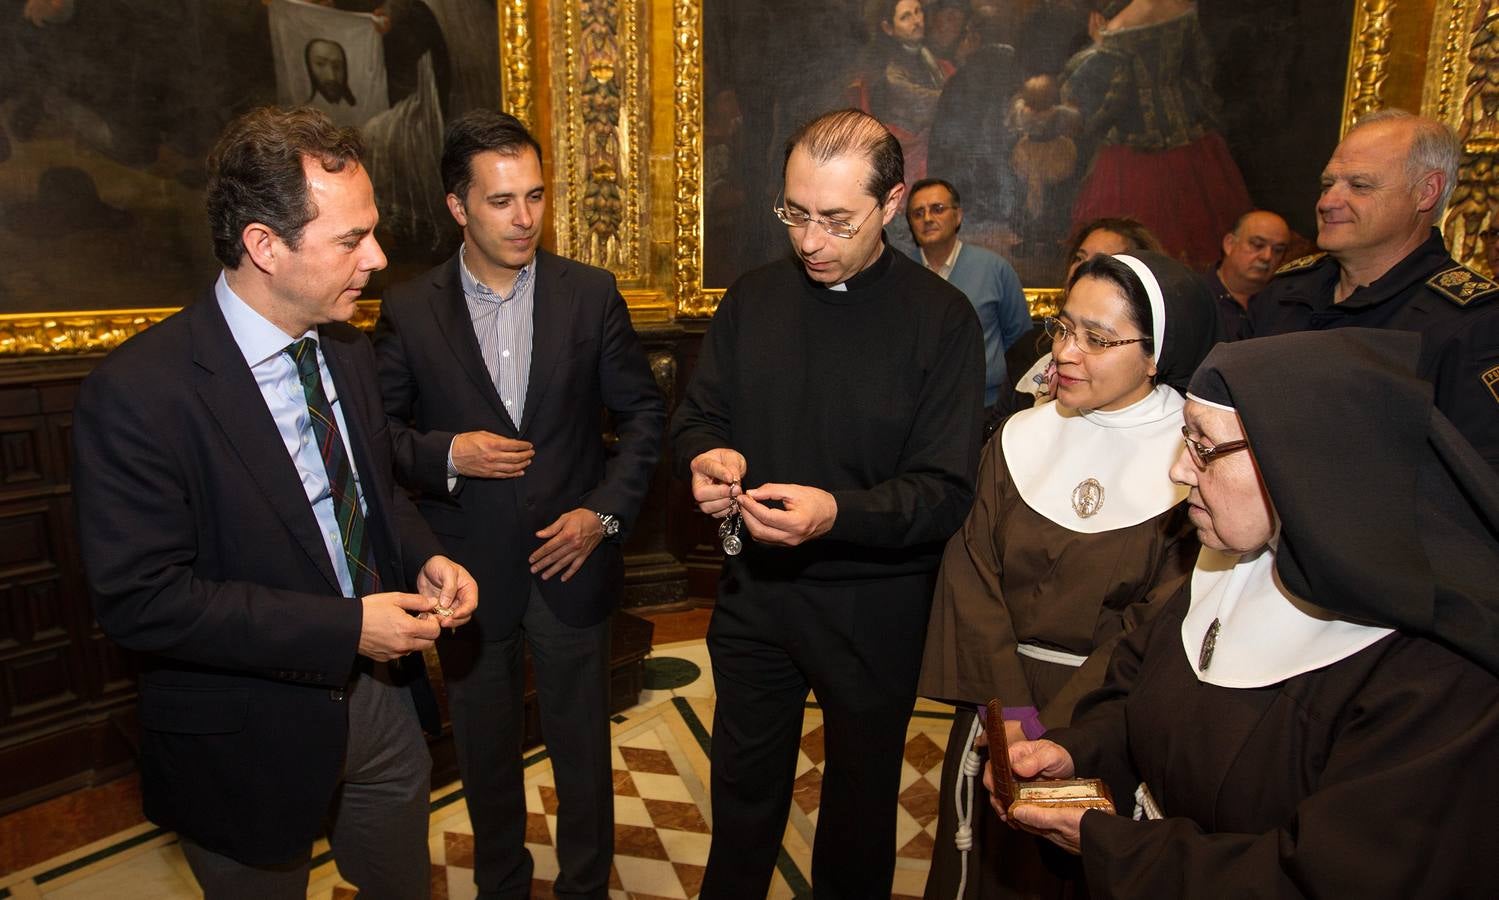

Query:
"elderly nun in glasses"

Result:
[[918, 251, 1217, 899], [993, 329, 1499, 898]]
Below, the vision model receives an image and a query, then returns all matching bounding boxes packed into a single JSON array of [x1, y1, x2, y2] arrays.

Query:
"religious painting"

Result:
[[700, 0, 1356, 290], [0, 0, 499, 316]]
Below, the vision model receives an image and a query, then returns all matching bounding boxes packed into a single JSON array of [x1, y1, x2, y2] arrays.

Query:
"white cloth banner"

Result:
[[269, 0, 389, 128]]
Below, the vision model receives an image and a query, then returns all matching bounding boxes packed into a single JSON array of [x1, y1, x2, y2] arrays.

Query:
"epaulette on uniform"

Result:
[[1425, 264, 1499, 307], [1274, 252, 1326, 276]]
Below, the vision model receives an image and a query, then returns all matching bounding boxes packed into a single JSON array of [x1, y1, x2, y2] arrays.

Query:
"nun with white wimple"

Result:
[[918, 251, 1217, 899], [996, 329, 1499, 898]]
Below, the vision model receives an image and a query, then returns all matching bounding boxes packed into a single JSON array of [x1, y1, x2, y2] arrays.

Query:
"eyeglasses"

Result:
[[773, 193, 881, 239], [908, 202, 955, 219], [1180, 426, 1250, 468], [1042, 316, 1150, 355]]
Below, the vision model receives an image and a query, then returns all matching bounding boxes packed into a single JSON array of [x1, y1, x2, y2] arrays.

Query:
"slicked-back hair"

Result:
[[206, 106, 364, 269], [1349, 108, 1460, 213], [783, 108, 905, 203], [909, 177, 960, 207], [441, 109, 543, 205], [1067, 216, 1162, 261], [1066, 253, 1154, 358]]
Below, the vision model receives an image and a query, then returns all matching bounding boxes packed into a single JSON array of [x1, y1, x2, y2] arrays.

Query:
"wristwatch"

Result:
[[595, 511, 621, 540]]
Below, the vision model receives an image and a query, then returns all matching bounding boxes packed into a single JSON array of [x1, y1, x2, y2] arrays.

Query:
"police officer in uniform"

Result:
[[1250, 109, 1499, 471]]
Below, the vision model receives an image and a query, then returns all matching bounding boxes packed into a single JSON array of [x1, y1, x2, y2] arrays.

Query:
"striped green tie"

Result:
[[286, 338, 382, 596]]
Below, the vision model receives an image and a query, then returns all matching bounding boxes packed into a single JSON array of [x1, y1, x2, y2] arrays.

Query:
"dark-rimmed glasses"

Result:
[[1181, 425, 1250, 468], [773, 193, 880, 239], [1042, 316, 1150, 355]]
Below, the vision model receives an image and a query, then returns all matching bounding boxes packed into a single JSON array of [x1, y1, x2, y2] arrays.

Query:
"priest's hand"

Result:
[[1009, 805, 1086, 855], [689, 448, 747, 516], [739, 484, 837, 547]]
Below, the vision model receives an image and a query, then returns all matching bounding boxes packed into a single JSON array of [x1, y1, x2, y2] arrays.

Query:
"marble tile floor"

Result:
[[1, 633, 956, 899]]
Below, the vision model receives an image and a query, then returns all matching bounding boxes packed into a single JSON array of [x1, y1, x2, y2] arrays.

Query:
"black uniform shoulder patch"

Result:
[[1484, 365, 1499, 406], [1426, 264, 1499, 307], [1274, 253, 1326, 276]]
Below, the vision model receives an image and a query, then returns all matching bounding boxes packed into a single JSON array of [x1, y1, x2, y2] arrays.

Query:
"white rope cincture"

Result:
[[952, 711, 985, 899]]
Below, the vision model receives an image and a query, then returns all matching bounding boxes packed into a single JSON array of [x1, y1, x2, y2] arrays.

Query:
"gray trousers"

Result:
[[181, 663, 432, 900]]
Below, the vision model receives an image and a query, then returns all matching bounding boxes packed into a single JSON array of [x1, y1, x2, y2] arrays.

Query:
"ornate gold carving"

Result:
[[554, 0, 643, 276], [1345, 0, 1398, 133], [672, 0, 709, 317], [0, 309, 176, 356], [500, 0, 535, 131], [0, 302, 385, 358], [1425, 0, 1471, 123], [1025, 288, 1063, 321], [1432, 2, 1499, 272]]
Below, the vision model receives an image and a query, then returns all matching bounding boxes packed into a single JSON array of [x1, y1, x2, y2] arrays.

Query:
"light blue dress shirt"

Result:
[[216, 273, 365, 597]]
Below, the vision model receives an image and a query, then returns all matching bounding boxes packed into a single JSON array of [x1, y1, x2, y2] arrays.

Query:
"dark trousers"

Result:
[[181, 663, 432, 899], [440, 582, 613, 900], [700, 569, 934, 900]]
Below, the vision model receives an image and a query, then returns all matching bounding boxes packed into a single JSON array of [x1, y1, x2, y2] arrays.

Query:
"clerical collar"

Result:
[[817, 239, 895, 294]]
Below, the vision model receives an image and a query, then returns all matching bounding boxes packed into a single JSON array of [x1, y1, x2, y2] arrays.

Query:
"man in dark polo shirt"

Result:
[[1203, 209, 1290, 341]]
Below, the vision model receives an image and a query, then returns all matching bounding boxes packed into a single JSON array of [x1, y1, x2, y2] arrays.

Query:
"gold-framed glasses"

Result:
[[772, 193, 880, 239], [1042, 316, 1151, 355], [1180, 426, 1251, 468]]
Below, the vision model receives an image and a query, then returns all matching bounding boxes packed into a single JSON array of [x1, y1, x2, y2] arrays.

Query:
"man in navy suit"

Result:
[[72, 106, 477, 900], [374, 110, 664, 899]]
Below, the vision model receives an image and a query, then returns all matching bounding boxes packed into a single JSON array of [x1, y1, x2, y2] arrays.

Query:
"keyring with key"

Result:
[[718, 484, 744, 556]]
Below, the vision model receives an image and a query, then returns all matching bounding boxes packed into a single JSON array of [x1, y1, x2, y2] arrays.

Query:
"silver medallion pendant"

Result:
[[1071, 478, 1105, 518], [719, 494, 744, 556], [1198, 618, 1221, 672]]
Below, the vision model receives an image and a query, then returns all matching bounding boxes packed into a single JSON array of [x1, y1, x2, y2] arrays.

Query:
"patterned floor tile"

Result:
[[10, 641, 946, 900]]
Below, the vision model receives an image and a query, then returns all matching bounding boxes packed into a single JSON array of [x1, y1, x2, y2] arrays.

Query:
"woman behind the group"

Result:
[[920, 251, 1217, 899], [1001, 329, 1499, 898]]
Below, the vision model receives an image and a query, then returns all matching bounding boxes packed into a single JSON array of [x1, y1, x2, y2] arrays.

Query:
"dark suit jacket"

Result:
[[375, 249, 664, 635], [72, 293, 445, 866]]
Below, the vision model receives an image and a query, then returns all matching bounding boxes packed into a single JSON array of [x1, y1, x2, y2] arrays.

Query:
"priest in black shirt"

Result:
[[671, 108, 984, 898]]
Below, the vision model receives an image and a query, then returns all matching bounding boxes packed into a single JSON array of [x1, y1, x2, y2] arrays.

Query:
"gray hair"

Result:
[[1350, 108, 1460, 212]]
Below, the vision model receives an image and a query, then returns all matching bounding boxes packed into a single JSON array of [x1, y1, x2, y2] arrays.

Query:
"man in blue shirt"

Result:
[[907, 177, 1032, 408]]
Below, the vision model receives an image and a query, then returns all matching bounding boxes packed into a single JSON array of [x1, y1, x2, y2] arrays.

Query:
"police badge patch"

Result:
[[1484, 365, 1499, 406], [1426, 265, 1499, 306], [1274, 252, 1326, 276]]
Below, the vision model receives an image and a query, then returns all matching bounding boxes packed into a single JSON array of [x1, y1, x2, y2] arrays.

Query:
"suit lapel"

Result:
[[520, 250, 573, 434], [190, 297, 341, 593], [430, 256, 517, 430]]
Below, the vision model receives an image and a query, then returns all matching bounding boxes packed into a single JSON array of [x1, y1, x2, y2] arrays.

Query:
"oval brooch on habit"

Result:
[[1071, 478, 1105, 518]]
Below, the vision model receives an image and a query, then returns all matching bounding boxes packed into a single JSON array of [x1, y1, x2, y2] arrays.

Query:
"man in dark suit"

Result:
[[374, 110, 664, 899], [71, 106, 477, 900]]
